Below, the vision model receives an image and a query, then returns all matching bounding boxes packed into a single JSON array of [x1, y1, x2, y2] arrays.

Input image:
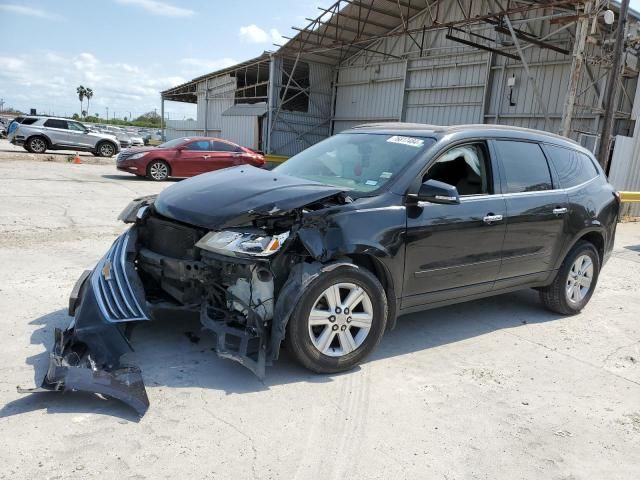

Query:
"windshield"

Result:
[[274, 133, 434, 192], [158, 138, 189, 149]]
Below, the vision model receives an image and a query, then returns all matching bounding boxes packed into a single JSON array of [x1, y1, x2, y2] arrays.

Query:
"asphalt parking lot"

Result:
[[0, 154, 639, 479]]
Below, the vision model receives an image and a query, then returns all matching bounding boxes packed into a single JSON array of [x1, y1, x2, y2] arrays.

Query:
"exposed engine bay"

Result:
[[17, 166, 363, 416]]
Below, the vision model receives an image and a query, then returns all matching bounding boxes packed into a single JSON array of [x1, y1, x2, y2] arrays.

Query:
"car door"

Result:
[[402, 141, 507, 309], [207, 140, 244, 171], [43, 119, 72, 146], [66, 121, 92, 148], [176, 140, 211, 176], [492, 139, 570, 286]]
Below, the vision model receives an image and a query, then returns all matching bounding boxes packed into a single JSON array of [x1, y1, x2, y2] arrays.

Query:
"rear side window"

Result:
[[213, 141, 242, 152], [545, 145, 599, 188], [22, 118, 38, 125], [43, 119, 68, 129], [495, 140, 553, 193], [185, 140, 210, 151]]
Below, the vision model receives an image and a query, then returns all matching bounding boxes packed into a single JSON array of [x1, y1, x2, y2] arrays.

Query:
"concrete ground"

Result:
[[0, 156, 639, 480]]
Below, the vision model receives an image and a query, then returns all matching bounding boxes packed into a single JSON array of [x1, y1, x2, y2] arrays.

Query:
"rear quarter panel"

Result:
[[556, 175, 618, 268]]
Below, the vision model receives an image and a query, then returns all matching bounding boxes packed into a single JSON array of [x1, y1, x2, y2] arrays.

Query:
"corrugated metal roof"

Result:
[[278, 0, 638, 65], [222, 103, 268, 116], [161, 53, 271, 102]]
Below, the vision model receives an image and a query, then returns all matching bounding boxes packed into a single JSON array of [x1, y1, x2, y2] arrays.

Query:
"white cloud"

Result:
[[0, 56, 25, 71], [0, 4, 61, 20], [0, 51, 223, 118], [239, 24, 285, 44], [114, 0, 194, 17]]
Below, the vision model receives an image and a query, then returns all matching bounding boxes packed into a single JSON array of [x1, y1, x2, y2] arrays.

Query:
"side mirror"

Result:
[[415, 179, 460, 205]]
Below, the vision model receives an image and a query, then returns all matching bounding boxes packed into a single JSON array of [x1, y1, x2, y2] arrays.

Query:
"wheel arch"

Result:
[[559, 228, 605, 268], [26, 133, 51, 148], [147, 158, 171, 176], [96, 139, 118, 152], [345, 253, 398, 330]]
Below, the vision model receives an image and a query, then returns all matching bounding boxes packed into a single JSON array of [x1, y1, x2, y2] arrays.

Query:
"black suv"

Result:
[[22, 123, 619, 415]]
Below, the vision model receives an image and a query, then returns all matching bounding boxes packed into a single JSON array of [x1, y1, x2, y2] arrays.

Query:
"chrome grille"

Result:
[[91, 230, 149, 322]]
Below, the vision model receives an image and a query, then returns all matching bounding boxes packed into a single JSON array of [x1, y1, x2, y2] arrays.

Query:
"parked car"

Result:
[[116, 136, 265, 180], [9, 117, 121, 157], [21, 123, 619, 415], [5, 116, 39, 137], [99, 126, 130, 149], [128, 134, 144, 147]]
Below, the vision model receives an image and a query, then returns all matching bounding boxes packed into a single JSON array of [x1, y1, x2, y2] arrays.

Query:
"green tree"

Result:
[[84, 88, 93, 117], [76, 85, 86, 116]]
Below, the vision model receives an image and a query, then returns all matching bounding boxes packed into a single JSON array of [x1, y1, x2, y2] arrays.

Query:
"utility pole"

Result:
[[561, 2, 592, 137], [106, 107, 109, 123], [0, 98, 4, 113], [597, 0, 630, 170]]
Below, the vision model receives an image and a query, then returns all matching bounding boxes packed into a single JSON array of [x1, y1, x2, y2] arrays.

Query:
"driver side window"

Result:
[[424, 143, 492, 196]]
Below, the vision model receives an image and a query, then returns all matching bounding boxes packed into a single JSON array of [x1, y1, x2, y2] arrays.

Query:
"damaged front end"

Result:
[[19, 170, 353, 415], [18, 228, 152, 415]]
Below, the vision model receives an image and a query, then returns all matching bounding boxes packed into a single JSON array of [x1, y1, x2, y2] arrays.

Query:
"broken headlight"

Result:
[[196, 230, 289, 257]]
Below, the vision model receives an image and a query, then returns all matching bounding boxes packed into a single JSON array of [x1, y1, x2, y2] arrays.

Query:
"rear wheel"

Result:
[[147, 160, 170, 181], [96, 141, 116, 157], [539, 241, 600, 315], [26, 136, 47, 154], [285, 266, 387, 373]]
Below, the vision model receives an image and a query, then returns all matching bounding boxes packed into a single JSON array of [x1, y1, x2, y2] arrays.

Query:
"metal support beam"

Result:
[[160, 97, 165, 141], [598, 0, 630, 169], [560, 1, 591, 137], [503, 14, 551, 128]]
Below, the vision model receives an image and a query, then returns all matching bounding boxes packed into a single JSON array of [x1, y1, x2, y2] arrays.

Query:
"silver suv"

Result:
[[9, 117, 121, 157]]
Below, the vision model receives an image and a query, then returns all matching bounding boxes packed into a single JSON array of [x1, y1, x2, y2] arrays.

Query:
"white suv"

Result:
[[9, 117, 121, 157]]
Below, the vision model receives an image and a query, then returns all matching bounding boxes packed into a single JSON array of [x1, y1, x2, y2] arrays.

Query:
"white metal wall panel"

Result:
[[269, 58, 334, 157], [334, 61, 405, 124], [221, 115, 259, 149], [196, 74, 236, 134]]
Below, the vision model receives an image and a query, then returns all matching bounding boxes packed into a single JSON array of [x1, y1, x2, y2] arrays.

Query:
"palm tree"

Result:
[[84, 88, 93, 118], [76, 85, 86, 117]]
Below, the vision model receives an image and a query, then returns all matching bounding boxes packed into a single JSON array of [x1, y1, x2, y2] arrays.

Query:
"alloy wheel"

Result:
[[30, 138, 46, 153], [100, 143, 114, 157], [307, 282, 373, 357], [149, 162, 168, 180], [566, 254, 594, 304]]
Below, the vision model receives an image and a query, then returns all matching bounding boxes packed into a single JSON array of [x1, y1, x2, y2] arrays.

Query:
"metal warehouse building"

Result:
[[161, 0, 640, 214]]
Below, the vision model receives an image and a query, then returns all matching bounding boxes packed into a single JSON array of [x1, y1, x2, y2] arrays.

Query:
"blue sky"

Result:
[[1, 0, 640, 120], [0, 0, 333, 119]]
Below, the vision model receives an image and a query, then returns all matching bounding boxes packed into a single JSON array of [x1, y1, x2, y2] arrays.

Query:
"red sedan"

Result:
[[116, 137, 265, 181]]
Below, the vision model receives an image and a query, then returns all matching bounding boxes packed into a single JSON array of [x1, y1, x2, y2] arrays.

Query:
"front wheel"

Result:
[[285, 266, 387, 373], [539, 241, 600, 315], [147, 160, 170, 181], [96, 142, 116, 157]]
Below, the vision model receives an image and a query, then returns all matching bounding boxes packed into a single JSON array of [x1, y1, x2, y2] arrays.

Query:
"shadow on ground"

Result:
[[101, 174, 180, 182], [2, 288, 562, 420]]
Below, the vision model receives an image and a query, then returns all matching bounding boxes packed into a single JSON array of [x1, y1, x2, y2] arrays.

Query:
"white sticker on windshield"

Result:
[[365, 180, 378, 186], [387, 135, 424, 148], [379, 171, 392, 179]]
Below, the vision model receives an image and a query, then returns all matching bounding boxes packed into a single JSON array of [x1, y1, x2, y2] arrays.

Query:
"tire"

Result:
[[96, 141, 116, 158], [26, 136, 47, 154], [539, 240, 600, 315], [285, 266, 388, 374], [147, 160, 170, 181]]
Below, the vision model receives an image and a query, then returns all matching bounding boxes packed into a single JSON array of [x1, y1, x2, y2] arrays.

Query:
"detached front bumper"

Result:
[[18, 229, 152, 416]]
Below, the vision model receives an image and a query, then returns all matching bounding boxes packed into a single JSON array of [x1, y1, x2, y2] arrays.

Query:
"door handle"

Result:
[[552, 207, 568, 215], [483, 214, 503, 224]]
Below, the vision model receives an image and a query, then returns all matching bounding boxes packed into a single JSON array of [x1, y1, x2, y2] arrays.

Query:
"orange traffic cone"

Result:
[[73, 152, 81, 164]]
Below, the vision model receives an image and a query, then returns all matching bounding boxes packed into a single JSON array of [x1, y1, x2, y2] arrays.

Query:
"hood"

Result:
[[154, 166, 346, 229]]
